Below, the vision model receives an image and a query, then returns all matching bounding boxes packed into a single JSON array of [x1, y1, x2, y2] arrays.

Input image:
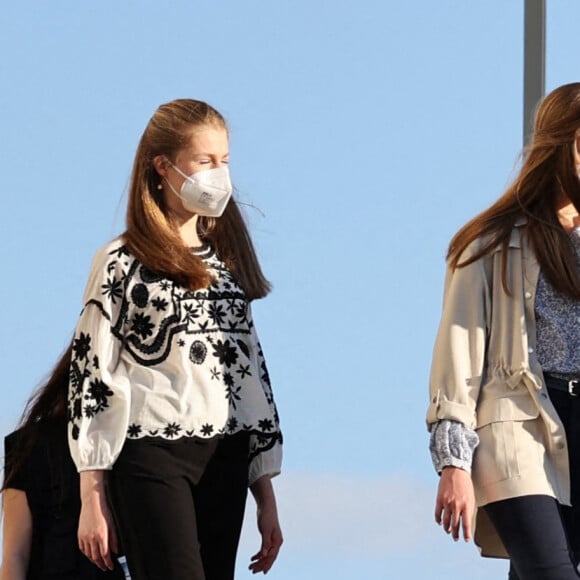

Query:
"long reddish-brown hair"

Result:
[[124, 99, 271, 300], [2, 342, 72, 490], [448, 82, 580, 298]]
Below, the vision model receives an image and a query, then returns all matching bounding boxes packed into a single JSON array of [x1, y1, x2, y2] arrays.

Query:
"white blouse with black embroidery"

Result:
[[67, 239, 282, 485]]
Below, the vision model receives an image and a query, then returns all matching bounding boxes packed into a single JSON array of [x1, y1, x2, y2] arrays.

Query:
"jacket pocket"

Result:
[[473, 395, 543, 492]]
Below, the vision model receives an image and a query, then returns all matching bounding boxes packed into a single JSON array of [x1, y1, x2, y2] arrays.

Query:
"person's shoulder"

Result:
[[456, 215, 528, 263], [88, 236, 137, 275], [93, 236, 132, 261], [4, 427, 23, 454], [4, 427, 29, 489], [5, 422, 63, 457]]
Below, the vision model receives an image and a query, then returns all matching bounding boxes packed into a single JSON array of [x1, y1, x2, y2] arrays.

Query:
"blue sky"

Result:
[[1, 1, 579, 578]]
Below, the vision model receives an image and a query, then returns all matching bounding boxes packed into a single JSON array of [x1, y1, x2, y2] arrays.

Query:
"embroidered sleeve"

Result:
[[429, 419, 479, 474], [68, 244, 131, 471], [247, 309, 283, 485]]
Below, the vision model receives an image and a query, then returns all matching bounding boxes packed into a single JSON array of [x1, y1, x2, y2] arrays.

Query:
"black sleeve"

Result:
[[4, 430, 27, 491]]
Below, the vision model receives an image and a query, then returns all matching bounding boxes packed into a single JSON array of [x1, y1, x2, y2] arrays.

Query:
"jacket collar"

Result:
[[489, 216, 527, 253]]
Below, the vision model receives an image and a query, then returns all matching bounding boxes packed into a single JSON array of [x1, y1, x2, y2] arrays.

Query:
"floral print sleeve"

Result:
[[429, 419, 479, 474], [68, 242, 131, 471], [246, 309, 283, 485]]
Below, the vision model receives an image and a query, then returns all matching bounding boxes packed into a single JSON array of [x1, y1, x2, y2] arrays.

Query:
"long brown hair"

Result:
[[124, 99, 271, 300], [2, 342, 72, 490], [448, 82, 580, 297]]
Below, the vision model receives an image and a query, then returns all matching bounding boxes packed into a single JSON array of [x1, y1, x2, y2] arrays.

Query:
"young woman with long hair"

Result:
[[1, 343, 125, 579], [68, 99, 283, 580], [428, 82, 580, 579]]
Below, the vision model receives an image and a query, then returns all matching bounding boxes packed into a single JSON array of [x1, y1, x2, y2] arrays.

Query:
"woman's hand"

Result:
[[435, 466, 475, 542], [78, 470, 118, 571], [249, 475, 283, 574]]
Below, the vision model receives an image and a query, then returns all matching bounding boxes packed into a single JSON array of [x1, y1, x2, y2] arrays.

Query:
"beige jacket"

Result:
[[427, 219, 570, 558]]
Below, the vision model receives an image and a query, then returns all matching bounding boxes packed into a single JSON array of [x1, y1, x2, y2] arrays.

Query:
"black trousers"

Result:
[[485, 495, 579, 579], [109, 433, 250, 580], [483, 378, 580, 580]]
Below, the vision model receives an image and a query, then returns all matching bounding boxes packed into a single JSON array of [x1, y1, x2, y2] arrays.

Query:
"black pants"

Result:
[[485, 495, 579, 579], [483, 379, 580, 579], [109, 433, 249, 580]]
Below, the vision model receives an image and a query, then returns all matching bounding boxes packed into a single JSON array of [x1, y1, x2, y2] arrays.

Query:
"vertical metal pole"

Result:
[[523, 0, 546, 145]]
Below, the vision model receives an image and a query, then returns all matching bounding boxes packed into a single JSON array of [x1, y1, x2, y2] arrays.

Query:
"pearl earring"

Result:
[[157, 183, 163, 190]]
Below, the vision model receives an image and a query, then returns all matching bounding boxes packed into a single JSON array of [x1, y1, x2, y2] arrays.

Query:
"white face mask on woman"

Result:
[[165, 162, 233, 217]]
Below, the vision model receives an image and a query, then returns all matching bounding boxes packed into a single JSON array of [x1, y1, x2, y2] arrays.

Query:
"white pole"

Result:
[[523, 0, 546, 145]]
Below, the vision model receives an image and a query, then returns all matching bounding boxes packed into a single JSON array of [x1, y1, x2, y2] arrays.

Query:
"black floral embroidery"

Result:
[[164, 422, 182, 438], [236, 339, 250, 358], [131, 312, 154, 338], [225, 384, 242, 409], [207, 303, 226, 325], [131, 283, 149, 308], [128, 424, 142, 437], [227, 417, 239, 432], [68, 340, 115, 439], [87, 378, 114, 409], [177, 338, 186, 347], [258, 418, 274, 431], [236, 364, 252, 379], [70, 361, 89, 396], [83, 404, 98, 418], [183, 303, 201, 324], [73, 332, 91, 361], [200, 423, 214, 436], [260, 354, 272, 388], [152, 297, 168, 311], [189, 341, 207, 364], [211, 339, 238, 367], [112, 246, 130, 259], [210, 367, 221, 380], [73, 398, 82, 420], [234, 303, 247, 320], [102, 276, 123, 303]]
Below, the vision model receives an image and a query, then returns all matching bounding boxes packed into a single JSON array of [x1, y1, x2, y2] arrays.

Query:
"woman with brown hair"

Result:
[[68, 99, 283, 580], [428, 82, 580, 579], [1, 344, 126, 579]]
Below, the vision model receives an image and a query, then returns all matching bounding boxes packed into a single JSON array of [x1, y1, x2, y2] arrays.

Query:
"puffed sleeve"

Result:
[[247, 311, 283, 486], [68, 243, 132, 471], [427, 243, 492, 430]]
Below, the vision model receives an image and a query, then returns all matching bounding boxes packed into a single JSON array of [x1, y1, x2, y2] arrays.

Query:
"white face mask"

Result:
[[165, 163, 233, 217]]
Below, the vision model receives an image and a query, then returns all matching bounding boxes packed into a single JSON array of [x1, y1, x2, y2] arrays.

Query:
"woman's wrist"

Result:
[[79, 470, 107, 502], [250, 474, 276, 509]]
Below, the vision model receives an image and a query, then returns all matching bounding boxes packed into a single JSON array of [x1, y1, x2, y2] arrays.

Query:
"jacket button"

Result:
[[525, 291, 532, 299], [540, 393, 548, 399], [528, 347, 534, 353], [557, 442, 566, 450]]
